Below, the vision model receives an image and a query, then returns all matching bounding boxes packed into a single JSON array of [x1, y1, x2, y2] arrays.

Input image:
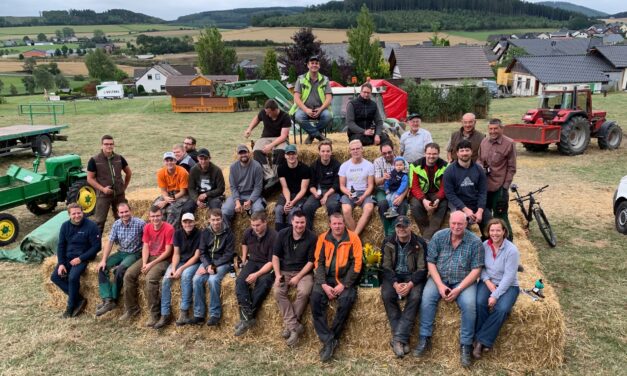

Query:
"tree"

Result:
[[9, 84, 18, 96], [54, 49, 62, 57], [93, 29, 106, 43], [237, 66, 246, 81], [62, 27, 75, 38], [23, 57, 37, 73], [33, 68, 55, 90], [429, 22, 450, 46], [195, 27, 237, 75], [22, 76, 36, 94], [84, 48, 117, 81], [260, 49, 281, 80], [22, 35, 30, 43], [55, 30, 63, 40], [498, 46, 527, 68], [330, 61, 343, 84], [55, 74, 69, 89], [18, 54, 24, 60], [347, 5, 387, 82], [287, 66, 297, 83], [37, 33, 47, 42], [279, 28, 329, 80], [61, 45, 69, 56], [46, 62, 60, 75]]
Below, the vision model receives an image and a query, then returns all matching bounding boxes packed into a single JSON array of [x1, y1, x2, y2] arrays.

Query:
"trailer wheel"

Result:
[[597, 122, 623, 150], [66, 179, 97, 216], [26, 198, 58, 215], [522, 143, 549, 152], [32, 134, 52, 157], [0, 213, 19, 246], [558, 117, 590, 156]]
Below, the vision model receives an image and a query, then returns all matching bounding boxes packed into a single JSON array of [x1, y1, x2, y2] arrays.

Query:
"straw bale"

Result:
[[295, 132, 400, 166]]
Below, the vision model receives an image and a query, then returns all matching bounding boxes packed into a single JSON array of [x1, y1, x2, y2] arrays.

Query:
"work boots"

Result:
[[153, 314, 170, 329], [95, 299, 116, 317], [145, 314, 160, 328], [461, 344, 473, 368], [412, 336, 432, 358], [176, 309, 191, 326]]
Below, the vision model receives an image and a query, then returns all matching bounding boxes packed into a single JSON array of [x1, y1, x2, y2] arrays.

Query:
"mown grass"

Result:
[[1, 93, 626, 375]]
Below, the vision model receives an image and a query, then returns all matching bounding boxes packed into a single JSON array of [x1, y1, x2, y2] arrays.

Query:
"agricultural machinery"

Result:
[[0, 154, 96, 246], [504, 86, 622, 155]]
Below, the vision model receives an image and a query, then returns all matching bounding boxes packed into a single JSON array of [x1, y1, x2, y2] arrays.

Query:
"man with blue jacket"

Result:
[[50, 203, 101, 318]]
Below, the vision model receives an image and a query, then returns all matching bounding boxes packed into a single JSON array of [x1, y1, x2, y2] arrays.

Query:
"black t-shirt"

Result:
[[242, 227, 277, 264], [258, 109, 291, 138], [278, 162, 311, 194], [173, 227, 201, 263], [273, 227, 317, 272], [87, 155, 128, 172]]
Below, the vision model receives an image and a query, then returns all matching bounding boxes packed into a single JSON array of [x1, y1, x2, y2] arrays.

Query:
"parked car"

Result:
[[613, 175, 627, 234], [480, 79, 499, 98]]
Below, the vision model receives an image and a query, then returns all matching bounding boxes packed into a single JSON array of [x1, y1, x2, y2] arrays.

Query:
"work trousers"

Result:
[[410, 194, 449, 241], [310, 284, 357, 344], [273, 271, 314, 331], [380, 276, 424, 345], [123, 256, 168, 317], [98, 251, 141, 300], [235, 261, 274, 319]]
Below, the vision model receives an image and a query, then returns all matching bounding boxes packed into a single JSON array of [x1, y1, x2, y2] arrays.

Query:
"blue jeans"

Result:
[[50, 261, 88, 311], [221, 196, 266, 223], [192, 264, 229, 319], [419, 277, 477, 345], [294, 109, 332, 136], [475, 281, 519, 347], [160, 262, 200, 316]]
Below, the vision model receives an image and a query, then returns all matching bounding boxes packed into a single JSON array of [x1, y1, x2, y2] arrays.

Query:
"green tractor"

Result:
[[0, 154, 96, 246]]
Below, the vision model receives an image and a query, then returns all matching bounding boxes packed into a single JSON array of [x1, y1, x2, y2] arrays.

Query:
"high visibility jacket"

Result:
[[289, 72, 330, 115], [409, 157, 448, 192]]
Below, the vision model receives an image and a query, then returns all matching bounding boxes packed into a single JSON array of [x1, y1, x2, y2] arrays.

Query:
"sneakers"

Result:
[[145, 314, 160, 328], [118, 308, 140, 322], [391, 340, 405, 358], [153, 314, 170, 329], [234, 318, 257, 336], [384, 208, 399, 219], [95, 299, 116, 317], [320, 338, 339, 362], [413, 336, 432, 358], [176, 310, 191, 326], [71, 298, 87, 317], [285, 324, 304, 347], [206, 316, 220, 327], [281, 328, 291, 339], [461, 344, 473, 367]]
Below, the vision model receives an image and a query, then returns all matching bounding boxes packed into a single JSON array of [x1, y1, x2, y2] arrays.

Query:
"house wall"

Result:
[[511, 73, 537, 96], [135, 68, 168, 92]]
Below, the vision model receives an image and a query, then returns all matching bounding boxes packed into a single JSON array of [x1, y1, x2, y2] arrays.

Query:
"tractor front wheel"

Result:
[[558, 117, 591, 156], [0, 213, 19, 246], [26, 198, 58, 215], [522, 143, 549, 152], [598, 122, 623, 150], [66, 180, 97, 216]]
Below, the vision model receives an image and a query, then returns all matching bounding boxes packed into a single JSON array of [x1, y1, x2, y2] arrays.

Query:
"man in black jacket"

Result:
[[50, 203, 101, 318], [182, 148, 225, 216], [302, 140, 341, 229], [380, 215, 428, 358], [345, 83, 389, 146], [191, 209, 234, 326]]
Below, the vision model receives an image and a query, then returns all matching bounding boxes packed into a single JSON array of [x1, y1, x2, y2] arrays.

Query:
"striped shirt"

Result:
[[108, 217, 145, 253], [427, 228, 484, 285]]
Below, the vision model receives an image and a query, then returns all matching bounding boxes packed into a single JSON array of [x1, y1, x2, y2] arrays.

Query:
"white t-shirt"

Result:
[[339, 158, 375, 192]]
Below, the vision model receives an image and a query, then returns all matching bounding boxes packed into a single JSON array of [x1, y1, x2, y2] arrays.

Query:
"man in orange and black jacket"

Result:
[[310, 212, 363, 363]]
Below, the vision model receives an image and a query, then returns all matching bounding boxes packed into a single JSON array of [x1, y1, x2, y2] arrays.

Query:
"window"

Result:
[[147, 74, 152, 80], [155, 73, 161, 80], [525, 78, 531, 90], [516, 77, 522, 89], [160, 85, 165, 91]]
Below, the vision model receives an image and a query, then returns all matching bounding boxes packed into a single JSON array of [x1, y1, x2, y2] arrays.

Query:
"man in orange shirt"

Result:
[[153, 152, 189, 228]]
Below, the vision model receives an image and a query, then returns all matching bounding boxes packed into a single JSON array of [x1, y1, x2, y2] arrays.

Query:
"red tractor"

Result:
[[504, 86, 623, 155]]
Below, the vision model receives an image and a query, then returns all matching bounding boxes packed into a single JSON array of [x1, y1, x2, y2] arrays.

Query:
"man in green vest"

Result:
[[290, 55, 332, 144]]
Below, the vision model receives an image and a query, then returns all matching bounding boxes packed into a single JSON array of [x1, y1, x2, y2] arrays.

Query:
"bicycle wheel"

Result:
[[533, 207, 556, 247]]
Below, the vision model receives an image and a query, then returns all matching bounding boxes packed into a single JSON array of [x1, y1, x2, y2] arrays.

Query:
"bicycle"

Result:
[[510, 184, 557, 247]]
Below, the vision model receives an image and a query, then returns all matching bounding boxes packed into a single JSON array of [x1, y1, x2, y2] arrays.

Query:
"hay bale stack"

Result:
[[296, 132, 400, 166]]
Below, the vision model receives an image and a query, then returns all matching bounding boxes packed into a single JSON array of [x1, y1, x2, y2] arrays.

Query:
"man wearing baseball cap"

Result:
[[182, 148, 225, 217], [152, 151, 189, 228], [380, 215, 428, 358], [289, 55, 332, 144], [274, 144, 311, 231], [221, 144, 266, 224]]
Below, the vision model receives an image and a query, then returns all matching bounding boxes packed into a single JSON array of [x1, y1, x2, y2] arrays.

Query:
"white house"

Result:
[[134, 63, 196, 93]]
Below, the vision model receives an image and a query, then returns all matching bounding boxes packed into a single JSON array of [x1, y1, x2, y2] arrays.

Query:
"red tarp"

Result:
[[369, 79, 408, 121], [329, 81, 344, 87]]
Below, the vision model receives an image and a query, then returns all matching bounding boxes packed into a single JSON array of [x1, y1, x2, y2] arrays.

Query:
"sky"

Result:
[[0, 0, 624, 21]]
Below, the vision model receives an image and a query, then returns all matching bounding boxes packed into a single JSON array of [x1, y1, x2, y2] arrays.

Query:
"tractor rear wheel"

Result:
[[0, 213, 19, 246], [598, 122, 623, 150], [26, 198, 58, 215], [522, 143, 549, 152], [66, 179, 97, 216], [558, 117, 590, 156], [32, 134, 52, 157]]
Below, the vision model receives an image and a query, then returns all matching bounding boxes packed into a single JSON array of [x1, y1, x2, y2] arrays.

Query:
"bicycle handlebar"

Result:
[[510, 185, 549, 202]]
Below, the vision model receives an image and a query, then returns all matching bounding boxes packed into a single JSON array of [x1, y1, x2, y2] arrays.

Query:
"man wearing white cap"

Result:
[[153, 151, 189, 228]]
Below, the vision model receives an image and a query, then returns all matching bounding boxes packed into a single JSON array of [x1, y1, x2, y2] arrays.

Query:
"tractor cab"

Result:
[[523, 87, 592, 125]]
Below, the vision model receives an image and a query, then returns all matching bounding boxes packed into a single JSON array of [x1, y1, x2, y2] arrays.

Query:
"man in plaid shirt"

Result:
[[413, 210, 484, 368]]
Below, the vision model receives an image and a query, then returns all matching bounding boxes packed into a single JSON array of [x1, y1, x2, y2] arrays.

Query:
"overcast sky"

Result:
[[1, 0, 624, 20]]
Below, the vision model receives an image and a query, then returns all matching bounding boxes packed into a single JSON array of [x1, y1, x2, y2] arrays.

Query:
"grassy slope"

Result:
[[0, 93, 626, 374]]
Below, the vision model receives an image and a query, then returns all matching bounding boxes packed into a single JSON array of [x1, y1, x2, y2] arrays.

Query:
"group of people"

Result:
[[50, 80, 521, 366]]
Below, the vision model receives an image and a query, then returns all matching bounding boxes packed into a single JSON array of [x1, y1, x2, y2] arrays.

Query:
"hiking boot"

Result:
[[413, 336, 432, 358], [234, 318, 256, 336], [118, 308, 140, 322], [153, 314, 170, 329], [472, 341, 484, 359], [320, 338, 338, 362], [461, 344, 473, 368], [206, 316, 220, 327], [96, 300, 106, 310], [61, 307, 73, 319], [188, 316, 204, 325], [145, 314, 160, 328], [95, 299, 116, 317], [71, 298, 87, 317], [391, 340, 405, 358], [281, 328, 291, 339], [176, 310, 191, 326], [315, 134, 327, 142], [286, 325, 304, 347], [304, 135, 314, 145]]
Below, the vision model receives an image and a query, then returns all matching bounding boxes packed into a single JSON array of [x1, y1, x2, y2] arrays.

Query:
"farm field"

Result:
[[446, 28, 555, 41], [0, 24, 190, 41], [0, 61, 136, 76], [1, 43, 80, 53], [0, 93, 626, 374], [0, 73, 86, 94]]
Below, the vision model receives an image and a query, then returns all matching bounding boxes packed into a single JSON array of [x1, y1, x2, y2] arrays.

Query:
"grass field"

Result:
[[0, 24, 190, 41], [0, 93, 626, 374], [0, 61, 136, 76], [0, 73, 87, 94], [1, 43, 81, 54]]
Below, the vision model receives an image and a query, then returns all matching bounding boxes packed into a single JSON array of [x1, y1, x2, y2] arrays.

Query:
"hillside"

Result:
[[612, 11, 627, 18], [0, 9, 164, 27], [537, 1, 608, 18], [174, 7, 305, 29]]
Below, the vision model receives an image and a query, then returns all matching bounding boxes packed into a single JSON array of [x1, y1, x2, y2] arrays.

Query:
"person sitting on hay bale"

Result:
[[120, 206, 174, 327], [221, 144, 266, 225], [153, 151, 189, 229], [243, 99, 290, 190], [311, 213, 363, 362], [95, 202, 144, 317], [234, 212, 276, 336], [181, 148, 225, 217], [415, 210, 484, 368], [339, 139, 376, 236], [173, 143, 196, 173], [381, 215, 428, 358], [373, 143, 408, 237], [400, 113, 433, 164], [274, 144, 311, 231], [302, 139, 341, 230], [383, 156, 409, 219], [272, 210, 317, 347], [154, 213, 202, 329], [346, 82, 390, 147], [183, 136, 198, 163], [191, 209, 235, 326], [473, 218, 520, 359], [50, 203, 101, 318]]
